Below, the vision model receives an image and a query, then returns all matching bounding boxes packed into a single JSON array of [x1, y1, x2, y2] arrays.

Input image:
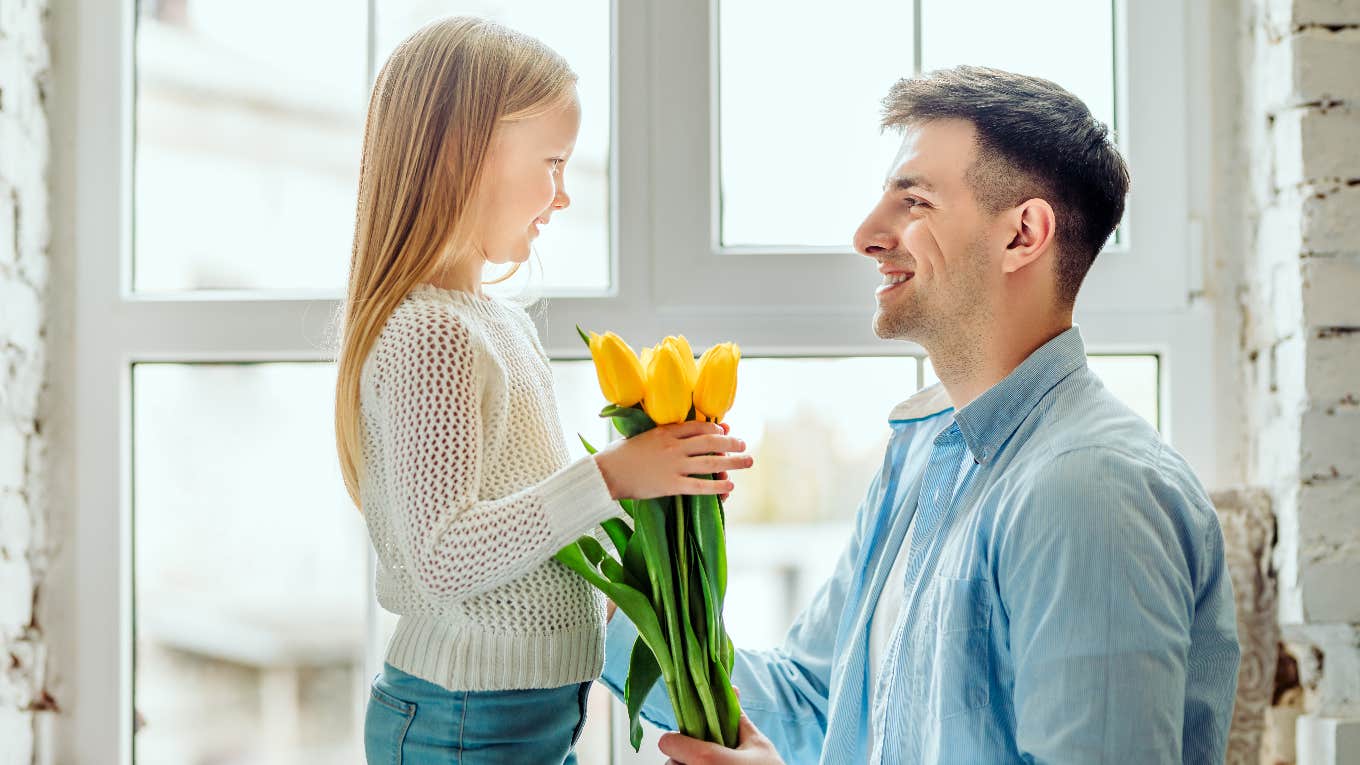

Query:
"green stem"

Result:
[[676, 496, 724, 743], [634, 498, 704, 737]]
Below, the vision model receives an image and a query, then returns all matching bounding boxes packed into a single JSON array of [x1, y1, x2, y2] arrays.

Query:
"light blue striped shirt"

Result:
[[601, 327, 1240, 764]]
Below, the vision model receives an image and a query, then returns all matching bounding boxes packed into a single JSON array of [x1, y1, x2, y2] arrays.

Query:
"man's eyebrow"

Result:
[[885, 175, 935, 193]]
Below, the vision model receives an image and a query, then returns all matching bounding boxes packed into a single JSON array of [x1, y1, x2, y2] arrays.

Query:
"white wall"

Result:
[[0, 0, 52, 762], [1236, 0, 1360, 760]]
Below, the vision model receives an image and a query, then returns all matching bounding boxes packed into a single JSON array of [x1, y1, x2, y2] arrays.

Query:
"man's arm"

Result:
[[997, 447, 1201, 764]]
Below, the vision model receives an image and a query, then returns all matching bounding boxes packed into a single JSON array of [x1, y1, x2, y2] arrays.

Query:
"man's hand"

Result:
[[606, 599, 617, 622], [656, 697, 782, 765]]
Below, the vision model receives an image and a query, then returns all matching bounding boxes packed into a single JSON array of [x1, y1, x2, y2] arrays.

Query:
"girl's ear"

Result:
[[1001, 198, 1056, 274]]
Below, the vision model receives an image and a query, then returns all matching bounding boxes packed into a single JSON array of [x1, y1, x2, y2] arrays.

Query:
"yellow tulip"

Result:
[[588, 331, 646, 407], [693, 342, 740, 422], [665, 335, 699, 389], [643, 340, 694, 424]]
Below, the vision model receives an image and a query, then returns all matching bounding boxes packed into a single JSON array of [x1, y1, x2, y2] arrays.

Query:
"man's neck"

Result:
[[928, 317, 1073, 412]]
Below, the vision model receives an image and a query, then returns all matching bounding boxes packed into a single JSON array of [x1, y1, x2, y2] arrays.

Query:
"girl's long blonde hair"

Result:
[[336, 17, 576, 509]]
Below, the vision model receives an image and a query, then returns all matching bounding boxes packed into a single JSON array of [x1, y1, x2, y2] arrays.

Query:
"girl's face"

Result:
[[473, 89, 582, 265]]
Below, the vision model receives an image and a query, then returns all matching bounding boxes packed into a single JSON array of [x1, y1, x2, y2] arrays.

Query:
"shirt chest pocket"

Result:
[[932, 576, 991, 719]]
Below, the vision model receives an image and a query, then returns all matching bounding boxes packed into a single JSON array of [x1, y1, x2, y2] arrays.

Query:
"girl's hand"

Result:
[[593, 421, 752, 500]]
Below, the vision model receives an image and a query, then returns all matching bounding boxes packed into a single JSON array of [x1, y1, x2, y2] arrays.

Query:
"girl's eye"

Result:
[[550, 158, 566, 169]]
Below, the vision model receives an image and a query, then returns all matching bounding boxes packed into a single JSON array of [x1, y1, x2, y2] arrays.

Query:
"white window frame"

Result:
[[58, 0, 1217, 761]]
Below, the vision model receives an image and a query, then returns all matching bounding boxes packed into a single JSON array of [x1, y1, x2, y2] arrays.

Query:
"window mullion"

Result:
[[113, 299, 341, 361]]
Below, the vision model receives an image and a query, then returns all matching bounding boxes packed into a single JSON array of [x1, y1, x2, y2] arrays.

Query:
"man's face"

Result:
[[853, 118, 1003, 344]]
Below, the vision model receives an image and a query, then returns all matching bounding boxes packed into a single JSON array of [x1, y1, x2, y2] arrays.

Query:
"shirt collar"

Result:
[[952, 326, 1087, 465], [887, 381, 954, 424]]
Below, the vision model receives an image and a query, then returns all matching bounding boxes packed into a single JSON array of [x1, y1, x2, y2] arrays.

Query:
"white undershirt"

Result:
[[867, 452, 974, 755]]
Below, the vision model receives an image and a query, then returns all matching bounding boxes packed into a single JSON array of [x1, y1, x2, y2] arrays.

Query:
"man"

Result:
[[602, 66, 1240, 764]]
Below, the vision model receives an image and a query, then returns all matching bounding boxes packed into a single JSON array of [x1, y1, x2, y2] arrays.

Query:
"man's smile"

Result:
[[876, 264, 915, 296]]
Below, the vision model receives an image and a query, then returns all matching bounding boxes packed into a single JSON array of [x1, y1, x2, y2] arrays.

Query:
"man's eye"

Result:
[[903, 197, 926, 208]]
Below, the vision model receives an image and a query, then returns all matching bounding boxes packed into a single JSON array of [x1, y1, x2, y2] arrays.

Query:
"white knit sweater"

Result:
[[359, 284, 621, 691]]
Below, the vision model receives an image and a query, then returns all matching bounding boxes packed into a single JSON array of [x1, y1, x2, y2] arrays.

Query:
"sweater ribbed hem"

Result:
[[385, 613, 605, 692]]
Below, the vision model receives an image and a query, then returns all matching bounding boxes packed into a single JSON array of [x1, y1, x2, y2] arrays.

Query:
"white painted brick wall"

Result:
[[1302, 256, 1360, 326], [1274, 110, 1360, 188], [1299, 185, 1360, 254], [1263, 29, 1360, 109], [1269, 0, 1360, 26], [1245, 0, 1360, 760], [0, 0, 52, 762]]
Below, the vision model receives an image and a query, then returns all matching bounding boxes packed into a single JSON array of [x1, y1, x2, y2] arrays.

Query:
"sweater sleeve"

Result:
[[368, 305, 621, 606]]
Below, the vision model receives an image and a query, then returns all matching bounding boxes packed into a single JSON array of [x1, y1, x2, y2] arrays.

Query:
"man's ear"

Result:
[[1001, 198, 1056, 274]]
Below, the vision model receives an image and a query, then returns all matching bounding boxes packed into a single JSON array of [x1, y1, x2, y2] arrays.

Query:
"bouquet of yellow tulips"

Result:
[[554, 327, 743, 750]]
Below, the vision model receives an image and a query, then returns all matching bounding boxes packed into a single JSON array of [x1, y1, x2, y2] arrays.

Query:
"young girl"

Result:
[[334, 17, 752, 765]]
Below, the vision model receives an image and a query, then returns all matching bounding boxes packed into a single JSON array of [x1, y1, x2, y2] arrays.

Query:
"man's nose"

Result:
[[853, 214, 897, 258]]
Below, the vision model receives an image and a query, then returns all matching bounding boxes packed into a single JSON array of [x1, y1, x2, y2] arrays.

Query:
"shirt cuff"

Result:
[[539, 454, 622, 549]]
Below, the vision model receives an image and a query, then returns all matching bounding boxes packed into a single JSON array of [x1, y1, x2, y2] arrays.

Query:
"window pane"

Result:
[[920, 0, 1116, 132], [550, 359, 616, 459], [375, 2, 613, 295], [717, 0, 913, 248], [720, 356, 916, 525], [134, 0, 368, 292], [133, 363, 366, 763], [1087, 354, 1159, 429]]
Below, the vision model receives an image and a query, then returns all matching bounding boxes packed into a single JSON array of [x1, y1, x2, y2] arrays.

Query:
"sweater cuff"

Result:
[[540, 454, 622, 548]]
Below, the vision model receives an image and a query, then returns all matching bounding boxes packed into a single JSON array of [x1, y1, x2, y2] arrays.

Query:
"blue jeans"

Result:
[[364, 663, 592, 765]]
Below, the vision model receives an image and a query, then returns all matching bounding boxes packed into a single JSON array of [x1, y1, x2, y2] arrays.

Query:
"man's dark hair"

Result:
[[882, 66, 1130, 305]]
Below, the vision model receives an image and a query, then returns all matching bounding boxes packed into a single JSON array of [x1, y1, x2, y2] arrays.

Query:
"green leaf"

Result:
[[578, 535, 609, 567], [621, 527, 652, 598], [577, 324, 592, 346], [710, 656, 741, 748], [600, 517, 633, 554], [554, 542, 608, 590], [691, 533, 723, 667], [625, 638, 663, 751], [680, 592, 723, 743], [601, 404, 657, 438], [633, 497, 704, 738], [689, 492, 727, 663], [554, 541, 679, 713], [578, 434, 599, 455], [691, 490, 728, 603], [675, 496, 723, 743], [600, 555, 650, 593]]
